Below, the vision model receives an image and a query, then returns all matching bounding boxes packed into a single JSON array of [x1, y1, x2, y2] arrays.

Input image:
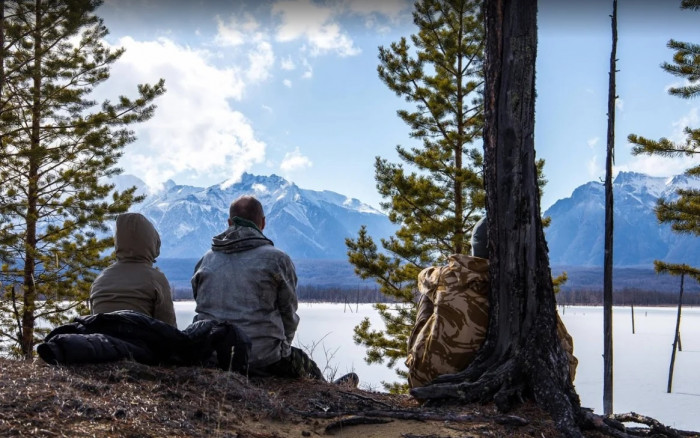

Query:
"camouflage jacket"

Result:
[[406, 254, 578, 388]]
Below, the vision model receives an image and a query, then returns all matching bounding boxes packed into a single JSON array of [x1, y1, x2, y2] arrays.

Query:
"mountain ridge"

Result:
[[113, 172, 396, 260], [113, 170, 698, 271], [543, 171, 699, 267]]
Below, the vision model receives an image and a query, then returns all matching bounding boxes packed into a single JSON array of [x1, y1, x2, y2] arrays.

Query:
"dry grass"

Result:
[[0, 358, 586, 437]]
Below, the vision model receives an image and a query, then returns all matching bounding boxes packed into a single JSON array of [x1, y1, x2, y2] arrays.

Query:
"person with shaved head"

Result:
[[191, 195, 325, 380]]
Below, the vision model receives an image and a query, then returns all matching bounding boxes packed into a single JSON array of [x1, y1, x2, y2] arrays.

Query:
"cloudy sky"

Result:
[[96, 0, 699, 210]]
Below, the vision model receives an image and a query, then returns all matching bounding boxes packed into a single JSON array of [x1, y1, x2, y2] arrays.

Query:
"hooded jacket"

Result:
[[89, 213, 177, 327], [191, 218, 299, 369]]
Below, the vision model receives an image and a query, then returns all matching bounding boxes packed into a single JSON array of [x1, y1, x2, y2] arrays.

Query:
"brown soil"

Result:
[[0, 358, 643, 437]]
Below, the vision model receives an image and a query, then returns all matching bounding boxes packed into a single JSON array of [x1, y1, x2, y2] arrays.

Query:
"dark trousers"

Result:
[[251, 347, 325, 381]]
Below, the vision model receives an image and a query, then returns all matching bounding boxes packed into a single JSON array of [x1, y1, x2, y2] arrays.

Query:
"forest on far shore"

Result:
[[171, 284, 700, 306]]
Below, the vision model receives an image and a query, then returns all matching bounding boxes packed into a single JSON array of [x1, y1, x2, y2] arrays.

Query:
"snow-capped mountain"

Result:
[[544, 171, 700, 267], [111, 173, 396, 260], [109, 170, 698, 267]]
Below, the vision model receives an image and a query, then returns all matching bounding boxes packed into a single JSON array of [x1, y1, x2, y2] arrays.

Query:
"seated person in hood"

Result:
[[191, 195, 325, 380], [90, 212, 177, 327]]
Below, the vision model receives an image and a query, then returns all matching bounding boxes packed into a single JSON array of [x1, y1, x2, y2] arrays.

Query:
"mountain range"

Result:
[[112, 172, 396, 260], [543, 171, 699, 267], [114, 171, 698, 269]]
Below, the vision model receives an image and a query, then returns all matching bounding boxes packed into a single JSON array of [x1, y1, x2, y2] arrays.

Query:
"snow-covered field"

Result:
[[175, 302, 700, 431]]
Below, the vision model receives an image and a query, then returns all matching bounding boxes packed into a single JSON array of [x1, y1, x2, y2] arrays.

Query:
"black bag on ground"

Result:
[[37, 310, 251, 373]]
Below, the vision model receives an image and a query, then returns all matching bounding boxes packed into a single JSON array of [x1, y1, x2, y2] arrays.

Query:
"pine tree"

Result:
[[628, 2, 698, 269], [345, 0, 485, 392], [0, 0, 165, 359]]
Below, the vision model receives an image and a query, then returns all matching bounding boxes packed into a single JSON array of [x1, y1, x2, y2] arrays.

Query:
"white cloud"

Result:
[[103, 37, 265, 191], [301, 57, 313, 79], [616, 154, 700, 178], [247, 40, 275, 83], [283, 79, 292, 88], [615, 97, 624, 111], [273, 0, 360, 57], [214, 14, 276, 84], [344, 0, 409, 16], [215, 14, 259, 47], [616, 107, 700, 178], [280, 147, 313, 172], [670, 107, 699, 144], [587, 137, 599, 149], [587, 154, 602, 178], [280, 56, 296, 70]]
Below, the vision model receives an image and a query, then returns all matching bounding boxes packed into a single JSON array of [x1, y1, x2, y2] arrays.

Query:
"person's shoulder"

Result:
[[151, 265, 169, 279], [257, 245, 293, 262]]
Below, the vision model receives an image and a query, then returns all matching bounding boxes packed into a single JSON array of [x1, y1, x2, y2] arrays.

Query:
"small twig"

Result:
[[325, 415, 392, 434]]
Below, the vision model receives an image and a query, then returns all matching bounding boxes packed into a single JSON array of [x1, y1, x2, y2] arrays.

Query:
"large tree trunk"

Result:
[[411, 0, 583, 435]]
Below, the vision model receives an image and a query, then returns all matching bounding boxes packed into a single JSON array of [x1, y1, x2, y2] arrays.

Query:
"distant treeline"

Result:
[[174, 285, 698, 306], [556, 288, 700, 306], [173, 285, 395, 303]]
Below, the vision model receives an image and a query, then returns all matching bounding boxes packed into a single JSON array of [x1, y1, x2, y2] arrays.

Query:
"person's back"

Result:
[[90, 212, 177, 327], [192, 215, 298, 369]]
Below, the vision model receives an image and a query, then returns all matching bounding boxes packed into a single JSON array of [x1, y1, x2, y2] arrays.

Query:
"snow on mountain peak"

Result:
[[668, 173, 700, 191], [251, 183, 268, 194], [614, 171, 668, 198]]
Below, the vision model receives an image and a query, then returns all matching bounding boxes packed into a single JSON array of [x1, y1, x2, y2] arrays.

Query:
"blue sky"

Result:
[[97, 0, 699, 211]]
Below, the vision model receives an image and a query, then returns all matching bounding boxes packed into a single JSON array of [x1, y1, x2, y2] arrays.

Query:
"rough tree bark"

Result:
[[411, 0, 584, 436]]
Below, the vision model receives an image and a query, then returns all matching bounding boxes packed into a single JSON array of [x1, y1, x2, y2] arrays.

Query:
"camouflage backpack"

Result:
[[406, 254, 489, 388], [406, 254, 578, 388]]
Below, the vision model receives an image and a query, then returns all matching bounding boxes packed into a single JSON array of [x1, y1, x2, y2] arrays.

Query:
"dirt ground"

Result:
[[0, 358, 686, 438]]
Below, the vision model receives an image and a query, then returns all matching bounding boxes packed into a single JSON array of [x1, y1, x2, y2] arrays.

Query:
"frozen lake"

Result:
[[175, 302, 700, 431]]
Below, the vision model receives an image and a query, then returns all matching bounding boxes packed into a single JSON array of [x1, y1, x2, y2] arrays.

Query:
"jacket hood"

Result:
[[212, 218, 273, 253], [114, 213, 161, 263]]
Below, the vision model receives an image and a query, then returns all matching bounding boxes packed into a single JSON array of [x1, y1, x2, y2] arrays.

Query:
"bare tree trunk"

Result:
[[603, 0, 618, 416], [412, 0, 583, 436], [667, 273, 685, 393], [630, 303, 635, 334]]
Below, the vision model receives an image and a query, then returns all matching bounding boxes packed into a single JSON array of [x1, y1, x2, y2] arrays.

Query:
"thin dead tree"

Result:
[[603, 0, 618, 416]]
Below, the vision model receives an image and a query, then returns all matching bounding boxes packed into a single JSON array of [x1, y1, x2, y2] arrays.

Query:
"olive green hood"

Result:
[[114, 213, 161, 263]]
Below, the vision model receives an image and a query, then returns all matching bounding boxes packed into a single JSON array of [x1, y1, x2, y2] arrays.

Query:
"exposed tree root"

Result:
[[411, 348, 584, 438], [296, 408, 529, 426], [605, 411, 700, 437]]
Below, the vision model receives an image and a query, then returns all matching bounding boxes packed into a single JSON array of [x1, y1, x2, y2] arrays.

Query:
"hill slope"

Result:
[[2, 359, 568, 437]]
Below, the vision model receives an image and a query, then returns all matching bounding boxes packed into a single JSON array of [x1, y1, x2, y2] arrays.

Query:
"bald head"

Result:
[[229, 195, 265, 229]]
